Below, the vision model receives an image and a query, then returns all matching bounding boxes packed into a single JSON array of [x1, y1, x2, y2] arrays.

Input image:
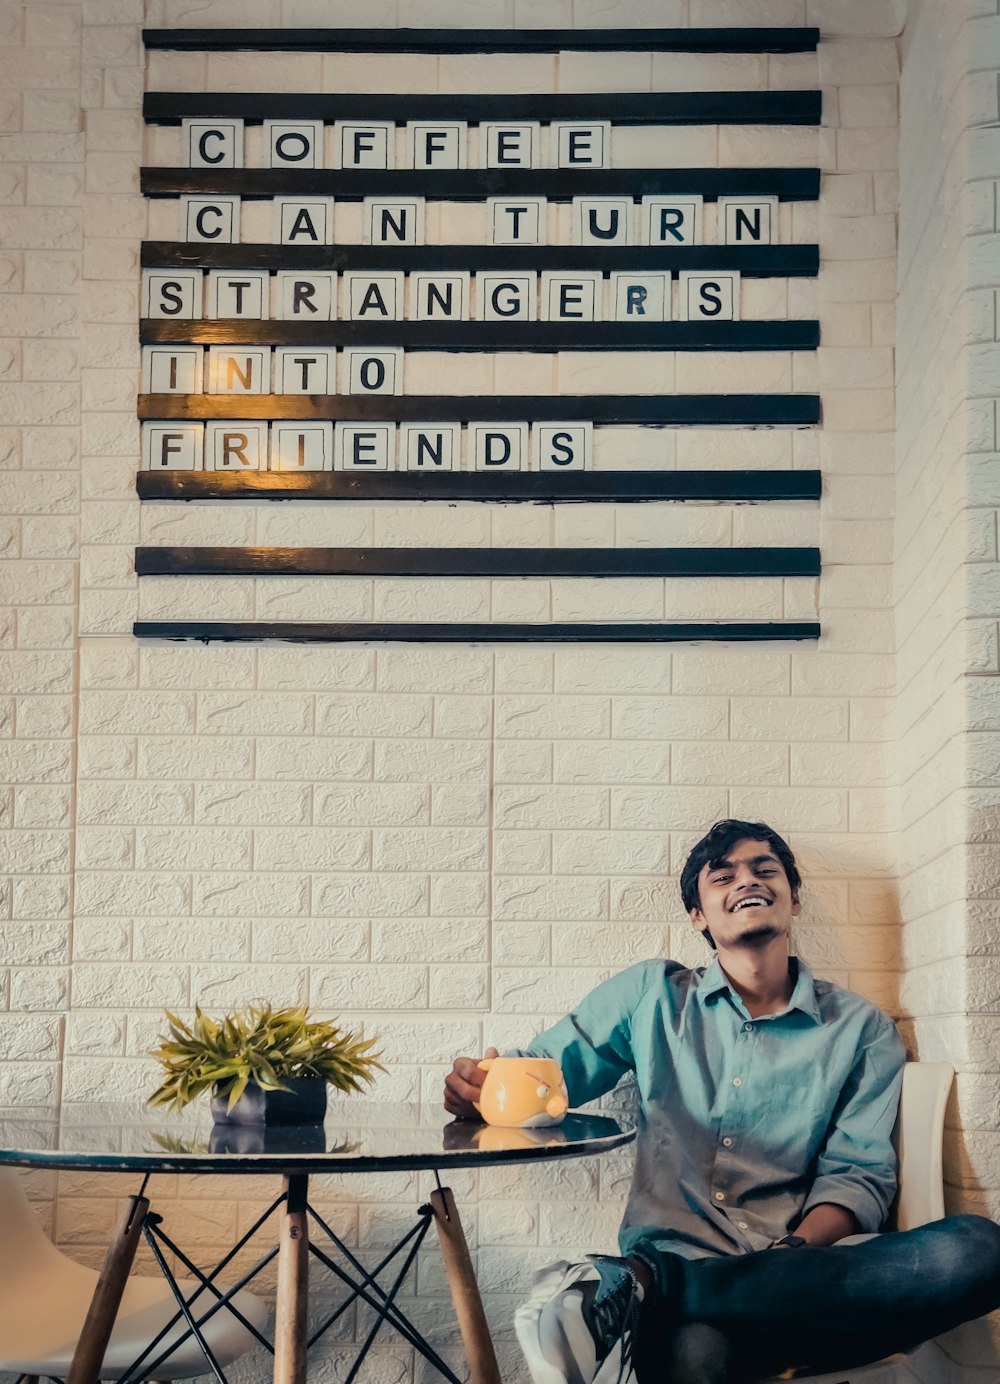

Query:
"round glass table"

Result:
[[0, 1100, 632, 1172], [0, 1103, 634, 1384]]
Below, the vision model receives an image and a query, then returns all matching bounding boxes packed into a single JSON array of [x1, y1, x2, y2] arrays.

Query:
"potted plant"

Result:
[[148, 1003, 385, 1127]]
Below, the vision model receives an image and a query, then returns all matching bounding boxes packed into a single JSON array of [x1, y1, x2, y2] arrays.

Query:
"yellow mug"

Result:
[[473, 1056, 569, 1128]]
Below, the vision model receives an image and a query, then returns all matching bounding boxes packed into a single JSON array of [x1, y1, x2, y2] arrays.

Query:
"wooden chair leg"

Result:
[[66, 1191, 149, 1384], [430, 1186, 501, 1384]]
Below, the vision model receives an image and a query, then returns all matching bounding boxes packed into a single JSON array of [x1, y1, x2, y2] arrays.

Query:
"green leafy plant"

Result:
[[148, 1003, 385, 1114]]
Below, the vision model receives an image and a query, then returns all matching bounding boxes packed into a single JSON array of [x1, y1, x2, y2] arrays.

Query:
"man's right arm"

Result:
[[443, 960, 662, 1119]]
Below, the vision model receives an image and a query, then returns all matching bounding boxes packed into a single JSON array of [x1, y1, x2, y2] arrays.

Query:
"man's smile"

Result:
[[729, 894, 772, 913]]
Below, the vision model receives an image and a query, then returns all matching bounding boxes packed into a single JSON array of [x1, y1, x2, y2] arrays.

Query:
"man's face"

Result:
[[689, 838, 800, 951]]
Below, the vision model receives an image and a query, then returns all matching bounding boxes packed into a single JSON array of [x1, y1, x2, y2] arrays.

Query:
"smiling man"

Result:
[[445, 819, 1000, 1384]]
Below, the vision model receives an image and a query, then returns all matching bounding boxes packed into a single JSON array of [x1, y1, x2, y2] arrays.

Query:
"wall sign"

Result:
[[136, 25, 824, 645]]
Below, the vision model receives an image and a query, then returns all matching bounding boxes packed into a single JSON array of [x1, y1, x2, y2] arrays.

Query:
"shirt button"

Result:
[[715, 1191, 726, 1202], [738, 1221, 748, 1230], [743, 1022, 753, 1032], [722, 1137, 733, 1147], [732, 1076, 743, 1087]]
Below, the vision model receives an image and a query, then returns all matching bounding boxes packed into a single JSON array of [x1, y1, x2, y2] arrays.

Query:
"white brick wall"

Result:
[[0, 0, 83, 1147], [895, 0, 1000, 1379], [0, 0, 996, 1381]]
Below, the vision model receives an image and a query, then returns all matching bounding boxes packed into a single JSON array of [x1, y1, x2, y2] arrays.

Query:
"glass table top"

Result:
[[0, 1102, 635, 1174]]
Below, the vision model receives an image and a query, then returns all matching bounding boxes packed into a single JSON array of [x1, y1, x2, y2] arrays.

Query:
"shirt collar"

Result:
[[696, 954, 822, 1024]]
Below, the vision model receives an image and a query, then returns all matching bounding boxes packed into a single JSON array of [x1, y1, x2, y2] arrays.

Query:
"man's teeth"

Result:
[[732, 898, 769, 911]]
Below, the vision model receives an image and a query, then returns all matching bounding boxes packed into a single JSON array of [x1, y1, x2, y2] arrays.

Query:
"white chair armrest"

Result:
[[896, 1060, 953, 1231]]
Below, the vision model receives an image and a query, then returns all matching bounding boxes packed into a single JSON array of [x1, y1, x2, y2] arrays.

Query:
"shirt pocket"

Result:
[[768, 1075, 810, 1106], [765, 1072, 835, 1159]]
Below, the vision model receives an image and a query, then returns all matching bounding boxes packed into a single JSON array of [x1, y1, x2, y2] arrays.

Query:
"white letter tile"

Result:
[[611, 272, 671, 322], [364, 197, 425, 246], [142, 345, 204, 394], [205, 420, 268, 471], [678, 271, 741, 321], [471, 421, 528, 472], [182, 197, 240, 244], [336, 422, 397, 470], [183, 118, 244, 168], [412, 272, 471, 321], [344, 347, 403, 396], [265, 120, 324, 169], [401, 422, 461, 472], [338, 121, 394, 169], [273, 347, 337, 395], [275, 272, 337, 321], [274, 197, 335, 245], [718, 196, 779, 246], [271, 421, 334, 472], [206, 346, 272, 394], [477, 271, 538, 322], [143, 422, 204, 470], [487, 197, 547, 245], [535, 422, 593, 471], [142, 270, 203, 319], [642, 195, 703, 246], [207, 270, 269, 319]]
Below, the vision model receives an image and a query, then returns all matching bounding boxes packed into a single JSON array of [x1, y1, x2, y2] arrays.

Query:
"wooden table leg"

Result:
[[430, 1186, 501, 1384], [273, 1172, 309, 1384], [66, 1190, 149, 1384]]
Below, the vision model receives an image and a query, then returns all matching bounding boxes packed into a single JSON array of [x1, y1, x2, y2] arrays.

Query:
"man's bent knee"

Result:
[[948, 1214, 1000, 1272], [675, 1322, 732, 1381], [919, 1215, 1000, 1310], [654, 1322, 732, 1384]]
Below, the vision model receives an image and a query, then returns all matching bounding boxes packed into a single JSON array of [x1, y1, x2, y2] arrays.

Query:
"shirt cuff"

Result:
[[801, 1177, 887, 1234]]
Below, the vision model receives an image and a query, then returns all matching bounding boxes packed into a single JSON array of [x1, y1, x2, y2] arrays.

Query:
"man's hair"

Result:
[[679, 819, 801, 917]]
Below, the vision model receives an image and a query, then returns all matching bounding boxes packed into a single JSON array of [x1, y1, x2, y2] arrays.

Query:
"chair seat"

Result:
[[0, 1252, 269, 1379]]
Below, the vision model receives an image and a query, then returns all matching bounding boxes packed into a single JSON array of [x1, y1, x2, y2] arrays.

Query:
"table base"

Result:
[[66, 1172, 500, 1384]]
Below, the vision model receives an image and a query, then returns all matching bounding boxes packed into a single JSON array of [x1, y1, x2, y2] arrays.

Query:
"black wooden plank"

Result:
[[141, 241, 821, 278], [135, 545, 820, 577], [141, 166, 821, 202], [136, 470, 822, 503], [143, 90, 820, 126], [139, 393, 821, 425], [139, 320, 819, 351], [142, 28, 821, 54], [134, 618, 821, 643]]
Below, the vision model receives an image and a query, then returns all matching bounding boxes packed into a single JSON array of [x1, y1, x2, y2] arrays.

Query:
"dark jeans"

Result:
[[631, 1214, 1000, 1383]]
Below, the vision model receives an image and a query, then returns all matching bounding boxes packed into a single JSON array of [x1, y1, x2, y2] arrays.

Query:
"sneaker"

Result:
[[515, 1255, 643, 1384]]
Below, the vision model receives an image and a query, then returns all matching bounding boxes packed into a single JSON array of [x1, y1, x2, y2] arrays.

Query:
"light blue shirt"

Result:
[[522, 956, 905, 1260]]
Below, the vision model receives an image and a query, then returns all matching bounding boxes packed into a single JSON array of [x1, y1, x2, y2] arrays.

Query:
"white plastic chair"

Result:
[[0, 1168, 270, 1381], [764, 1059, 955, 1384]]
